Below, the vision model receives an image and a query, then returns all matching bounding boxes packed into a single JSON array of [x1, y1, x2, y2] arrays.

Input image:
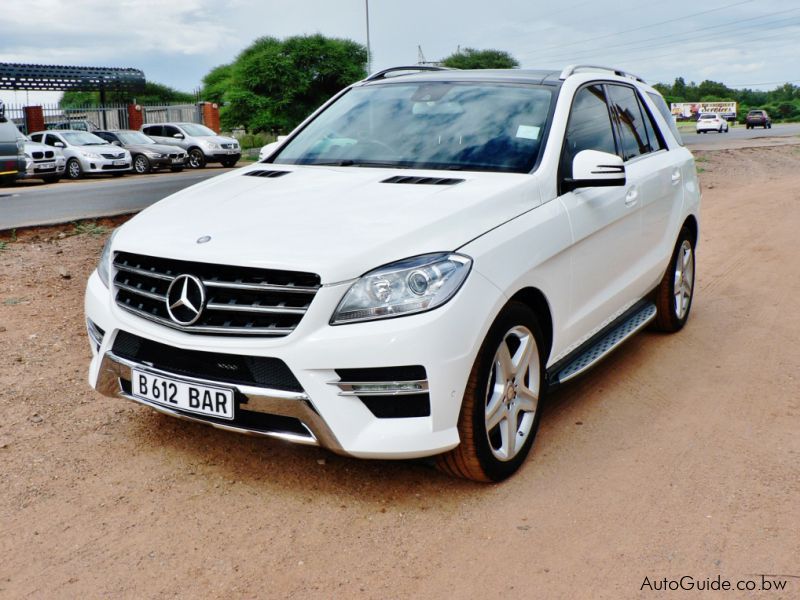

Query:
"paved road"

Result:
[[0, 167, 233, 231], [682, 122, 800, 148]]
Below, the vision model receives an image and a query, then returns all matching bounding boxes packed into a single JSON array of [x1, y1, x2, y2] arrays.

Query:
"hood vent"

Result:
[[381, 175, 464, 186], [244, 170, 291, 178]]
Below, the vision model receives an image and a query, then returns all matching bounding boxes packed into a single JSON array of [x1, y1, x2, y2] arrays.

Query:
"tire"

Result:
[[170, 166, 184, 173], [133, 154, 151, 174], [188, 148, 206, 169], [221, 158, 238, 168], [42, 175, 61, 184], [652, 227, 695, 333], [66, 158, 83, 180], [435, 302, 545, 482]]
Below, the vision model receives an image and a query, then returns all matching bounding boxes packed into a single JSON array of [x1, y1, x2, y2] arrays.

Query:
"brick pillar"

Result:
[[201, 102, 221, 133], [24, 106, 45, 134], [127, 104, 143, 131]]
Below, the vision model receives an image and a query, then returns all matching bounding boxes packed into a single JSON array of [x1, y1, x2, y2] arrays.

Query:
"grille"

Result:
[[102, 164, 128, 170], [45, 150, 54, 159], [381, 175, 464, 186], [113, 330, 303, 391], [221, 143, 237, 149], [113, 252, 321, 337], [101, 153, 124, 159], [32, 151, 44, 159]]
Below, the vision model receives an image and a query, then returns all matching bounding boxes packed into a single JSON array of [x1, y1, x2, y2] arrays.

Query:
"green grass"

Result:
[[696, 167, 706, 174], [695, 155, 709, 163], [71, 221, 109, 237], [0, 241, 7, 252]]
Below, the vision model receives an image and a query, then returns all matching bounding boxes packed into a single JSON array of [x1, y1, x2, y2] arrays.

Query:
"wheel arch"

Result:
[[682, 214, 698, 247], [507, 287, 553, 364]]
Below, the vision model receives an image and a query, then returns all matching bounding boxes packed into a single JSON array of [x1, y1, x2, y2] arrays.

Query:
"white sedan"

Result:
[[696, 113, 729, 133]]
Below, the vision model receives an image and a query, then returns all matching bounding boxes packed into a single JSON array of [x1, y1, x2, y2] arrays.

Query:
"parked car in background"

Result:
[[15, 129, 66, 183], [0, 101, 26, 186], [745, 110, 771, 129], [46, 119, 98, 132], [94, 130, 187, 174], [29, 130, 131, 179], [87, 65, 700, 482], [141, 122, 240, 169], [695, 113, 729, 134]]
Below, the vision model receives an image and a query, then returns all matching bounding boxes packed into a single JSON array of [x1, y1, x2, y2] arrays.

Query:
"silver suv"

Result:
[[140, 122, 240, 169]]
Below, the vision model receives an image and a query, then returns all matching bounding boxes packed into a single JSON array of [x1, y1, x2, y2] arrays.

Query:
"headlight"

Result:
[[80, 150, 101, 159], [144, 150, 162, 158], [97, 229, 119, 288], [201, 140, 221, 150], [330, 253, 472, 325]]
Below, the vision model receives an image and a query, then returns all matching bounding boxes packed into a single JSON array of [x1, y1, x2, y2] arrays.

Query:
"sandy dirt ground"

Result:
[[1, 145, 799, 599]]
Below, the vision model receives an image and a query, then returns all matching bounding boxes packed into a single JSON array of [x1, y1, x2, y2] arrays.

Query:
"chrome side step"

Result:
[[551, 302, 657, 386]]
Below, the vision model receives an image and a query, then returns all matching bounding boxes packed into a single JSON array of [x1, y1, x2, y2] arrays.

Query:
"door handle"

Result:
[[671, 169, 682, 184], [625, 187, 639, 206]]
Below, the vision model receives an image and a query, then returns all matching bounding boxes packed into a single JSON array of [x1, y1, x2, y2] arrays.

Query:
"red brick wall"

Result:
[[24, 106, 45, 134], [201, 102, 221, 133], [127, 104, 143, 131]]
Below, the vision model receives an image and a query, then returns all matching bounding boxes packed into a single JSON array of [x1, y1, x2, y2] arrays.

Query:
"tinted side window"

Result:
[[30, 133, 43, 142], [638, 93, 665, 152], [562, 84, 617, 179], [143, 125, 162, 136], [607, 84, 650, 161], [95, 132, 114, 142], [646, 91, 683, 146], [163, 125, 180, 137], [44, 134, 62, 147]]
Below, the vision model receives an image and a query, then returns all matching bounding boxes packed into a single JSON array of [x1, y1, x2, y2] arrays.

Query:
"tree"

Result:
[[60, 82, 194, 107], [201, 64, 234, 105], [441, 48, 519, 69], [212, 34, 367, 133]]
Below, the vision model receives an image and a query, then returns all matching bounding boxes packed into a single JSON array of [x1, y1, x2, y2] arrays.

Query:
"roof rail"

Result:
[[365, 65, 451, 82], [559, 64, 646, 84]]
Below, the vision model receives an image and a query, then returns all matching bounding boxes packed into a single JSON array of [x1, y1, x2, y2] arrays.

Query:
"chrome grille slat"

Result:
[[112, 252, 321, 337], [202, 280, 318, 294]]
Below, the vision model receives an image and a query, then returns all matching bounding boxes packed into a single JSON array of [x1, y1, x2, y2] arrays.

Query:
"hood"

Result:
[[125, 143, 185, 154], [116, 164, 541, 283], [196, 135, 238, 145], [76, 144, 128, 155]]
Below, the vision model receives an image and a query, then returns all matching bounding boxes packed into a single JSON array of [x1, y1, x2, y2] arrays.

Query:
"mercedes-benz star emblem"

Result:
[[166, 274, 206, 326]]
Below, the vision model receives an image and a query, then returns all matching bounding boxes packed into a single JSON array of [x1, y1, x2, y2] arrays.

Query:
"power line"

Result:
[[531, 7, 800, 64], [521, 0, 754, 56]]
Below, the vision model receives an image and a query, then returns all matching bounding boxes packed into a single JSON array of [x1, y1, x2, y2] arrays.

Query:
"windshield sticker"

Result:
[[516, 125, 540, 140]]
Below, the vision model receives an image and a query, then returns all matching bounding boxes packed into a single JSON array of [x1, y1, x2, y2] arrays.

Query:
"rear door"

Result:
[[556, 83, 643, 351], [607, 84, 685, 293]]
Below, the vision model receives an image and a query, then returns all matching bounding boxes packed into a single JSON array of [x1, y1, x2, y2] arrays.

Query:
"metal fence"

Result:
[[4, 102, 203, 134]]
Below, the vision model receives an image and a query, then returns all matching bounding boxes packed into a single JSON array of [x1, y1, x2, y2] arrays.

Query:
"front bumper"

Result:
[[206, 151, 240, 162], [81, 157, 131, 173], [85, 268, 505, 458], [20, 159, 66, 179]]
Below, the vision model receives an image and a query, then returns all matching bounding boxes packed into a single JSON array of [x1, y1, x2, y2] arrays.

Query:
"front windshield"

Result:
[[180, 123, 217, 136], [273, 82, 553, 173], [118, 131, 155, 145], [61, 131, 108, 146]]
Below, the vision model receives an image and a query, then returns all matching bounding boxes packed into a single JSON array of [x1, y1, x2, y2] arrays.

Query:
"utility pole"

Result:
[[365, 0, 372, 74]]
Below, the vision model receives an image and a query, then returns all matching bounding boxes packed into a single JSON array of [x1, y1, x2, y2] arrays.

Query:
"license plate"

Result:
[[113, 160, 126, 166], [36, 162, 55, 170], [226, 149, 238, 154], [171, 158, 183, 164], [131, 368, 235, 420]]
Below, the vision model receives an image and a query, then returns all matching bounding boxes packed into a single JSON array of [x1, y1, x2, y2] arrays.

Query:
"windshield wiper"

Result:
[[307, 160, 410, 168]]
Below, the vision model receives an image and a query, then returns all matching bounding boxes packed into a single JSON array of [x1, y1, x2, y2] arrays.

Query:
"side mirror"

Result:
[[54, 141, 65, 148], [259, 141, 280, 160], [565, 150, 625, 190], [112, 140, 121, 146], [173, 133, 184, 139]]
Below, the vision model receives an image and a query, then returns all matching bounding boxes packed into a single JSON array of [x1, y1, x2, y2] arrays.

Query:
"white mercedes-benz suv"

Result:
[[86, 65, 700, 481]]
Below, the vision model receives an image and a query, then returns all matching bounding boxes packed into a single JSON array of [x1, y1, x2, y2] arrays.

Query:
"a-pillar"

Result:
[[127, 104, 144, 131], [23, 106, 45, 134], [200, 102, 221, 133]]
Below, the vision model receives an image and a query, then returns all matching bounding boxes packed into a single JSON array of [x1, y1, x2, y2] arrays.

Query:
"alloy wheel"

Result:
[[673, 240, 694, 319], [484, 325, 540, 462]]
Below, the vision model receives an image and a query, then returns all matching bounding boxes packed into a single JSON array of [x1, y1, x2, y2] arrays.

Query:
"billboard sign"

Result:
[[671, 102, 737, 121]]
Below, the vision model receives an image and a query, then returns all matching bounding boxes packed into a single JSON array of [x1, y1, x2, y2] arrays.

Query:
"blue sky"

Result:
[[1, 0, 798, 105]]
